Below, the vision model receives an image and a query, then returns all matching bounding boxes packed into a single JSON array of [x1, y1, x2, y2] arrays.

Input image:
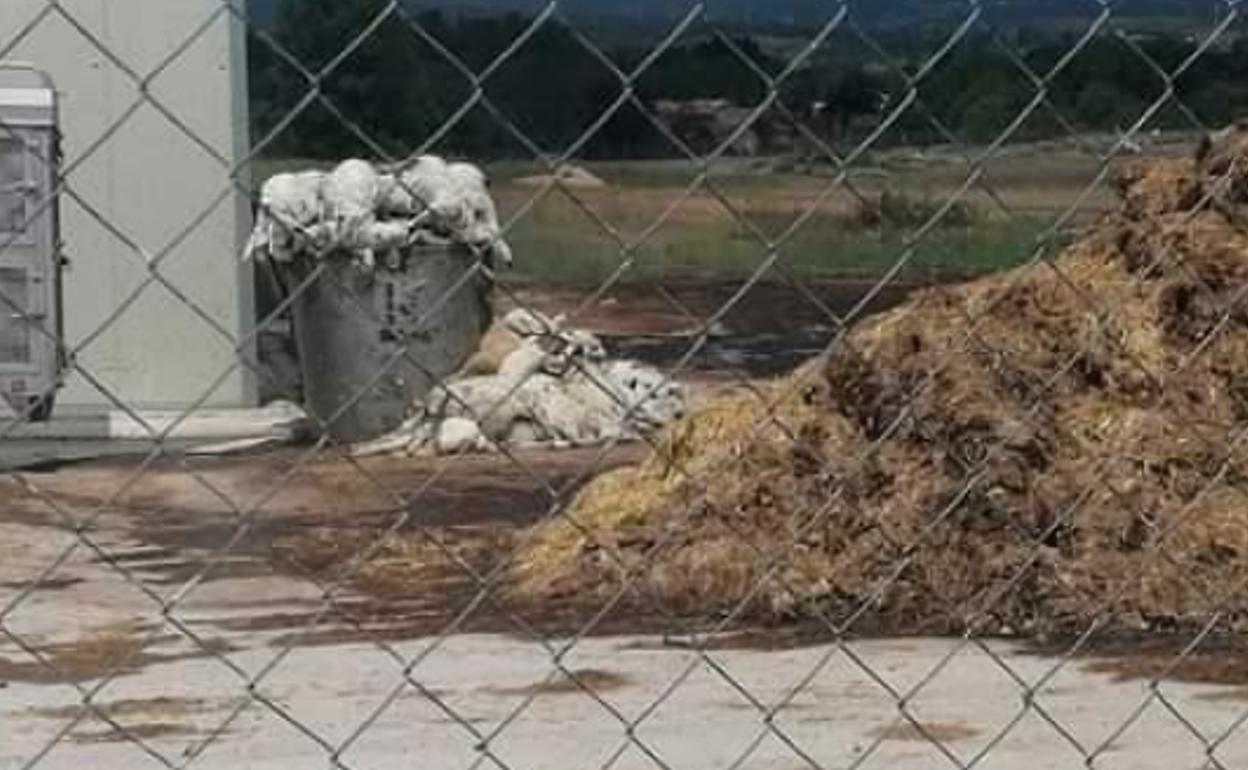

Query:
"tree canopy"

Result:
[[248, 0, 1248, 160]]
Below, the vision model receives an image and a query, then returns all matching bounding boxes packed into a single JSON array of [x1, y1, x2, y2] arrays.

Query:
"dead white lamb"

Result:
[[348, 314, 553, 458], [351, 357, 685, 458], [393, 156, 513, 268], [244, 155, 511, 271], [350, 360, 545, 458], [350, 309, 646, 459], [454, 358, 684, 452], [319, 158, 418, 270], [500, 320, 606, 379], [243, 170, 332, 263], [463, 308, 606, 378], [601, 359, 687, 433], [528, 359, 685, 445]]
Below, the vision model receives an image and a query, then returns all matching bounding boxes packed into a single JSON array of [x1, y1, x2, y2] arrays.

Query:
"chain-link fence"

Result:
[[4, 0, 1248, 767]]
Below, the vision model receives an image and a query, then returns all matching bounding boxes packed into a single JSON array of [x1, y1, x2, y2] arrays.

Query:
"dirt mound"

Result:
[[513, 164, 609, 189], [509, 123, 1248, 637]]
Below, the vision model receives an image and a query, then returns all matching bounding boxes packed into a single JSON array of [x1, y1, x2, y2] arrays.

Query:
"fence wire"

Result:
[[3, 0, 1248, 768]]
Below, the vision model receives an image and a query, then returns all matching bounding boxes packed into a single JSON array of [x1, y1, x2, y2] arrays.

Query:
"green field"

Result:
[[499, 197, 1057, 285]]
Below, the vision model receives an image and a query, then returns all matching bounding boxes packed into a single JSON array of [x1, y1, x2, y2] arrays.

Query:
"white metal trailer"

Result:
[[5, 1, 255, 416], [0, 64, 61, 421]]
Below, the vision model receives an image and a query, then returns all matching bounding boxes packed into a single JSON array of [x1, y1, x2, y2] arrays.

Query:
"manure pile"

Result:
[[509, 121, 1248, 636]]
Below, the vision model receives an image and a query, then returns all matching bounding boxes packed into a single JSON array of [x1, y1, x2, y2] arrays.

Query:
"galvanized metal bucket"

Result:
[[285, 247, 492, 443]]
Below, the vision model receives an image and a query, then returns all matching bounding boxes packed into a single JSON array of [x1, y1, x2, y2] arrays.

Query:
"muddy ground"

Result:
[[507, 276, 941, 380], [6, 278, 929, 644], [4, 278, 1245, 680], [9, 278, 1248, 769]]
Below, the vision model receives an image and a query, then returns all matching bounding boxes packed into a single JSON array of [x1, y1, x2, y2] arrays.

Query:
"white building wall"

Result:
[[5, 0, 255, 410]]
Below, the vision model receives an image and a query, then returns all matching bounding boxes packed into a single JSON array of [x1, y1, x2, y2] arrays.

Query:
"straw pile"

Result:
[[509, 121, 1248, 636]]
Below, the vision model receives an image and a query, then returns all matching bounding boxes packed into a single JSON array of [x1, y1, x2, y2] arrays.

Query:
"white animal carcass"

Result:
[[461, 308, 607, 379], [350, 352, 686, 458], [320, 159, 422, 270], [243, 170, 331, 263], [394, 156, 513, 268], [242, 154, 512, 272]]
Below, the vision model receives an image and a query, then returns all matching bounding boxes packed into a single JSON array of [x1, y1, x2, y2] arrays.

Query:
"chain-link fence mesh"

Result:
[[4, 0, 1248, 767]]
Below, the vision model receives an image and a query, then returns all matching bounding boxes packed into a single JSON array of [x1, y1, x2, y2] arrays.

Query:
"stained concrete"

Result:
[[3, 445, 1247, 770], [1, 505, 1247, 770]]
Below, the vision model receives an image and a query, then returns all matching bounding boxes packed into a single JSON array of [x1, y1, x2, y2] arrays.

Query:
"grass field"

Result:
[[486, 147, 1130, 284], [248, 140, 1162, 286]]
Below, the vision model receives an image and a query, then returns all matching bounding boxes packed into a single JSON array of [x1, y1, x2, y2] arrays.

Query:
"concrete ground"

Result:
[[0, 399, 308, 479], [3, 451, 1248, 770], [1, 440, 170, 472]]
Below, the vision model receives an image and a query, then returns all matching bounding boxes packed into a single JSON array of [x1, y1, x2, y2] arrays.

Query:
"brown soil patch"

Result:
[[505, 121, 1248, 638], [0, 623, 236, 685], [28, 695, 235, 721], [504, 278, 939, 339], [272, 525, 510, 600], [1030, 634, 1248, 688], [0, 623, 147, 685], [0, 576, 84, 592], [721, 699, 818, 712], [870, 720, 981, 743], [69, 721, 202, 745], [1196, 688, 1248, 702], [1084, 653, 1247, 686], [480, 668, 632, 697]]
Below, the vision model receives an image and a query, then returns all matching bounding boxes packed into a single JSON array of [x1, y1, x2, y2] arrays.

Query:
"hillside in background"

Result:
[[245, 0, 1247, 163], [246, 0, 1220, 35]]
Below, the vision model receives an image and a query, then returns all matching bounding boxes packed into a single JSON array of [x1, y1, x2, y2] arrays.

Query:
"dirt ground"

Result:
[[6, 425, 1248, 697], [11, 267, 1248, 767], [3, 277, 930, 645], [506, 276, 938, 382], [7, 267, 1248, 668]]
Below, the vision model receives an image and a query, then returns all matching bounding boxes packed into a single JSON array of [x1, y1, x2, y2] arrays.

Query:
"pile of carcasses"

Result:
[[243, 155, 512, 271], [352, 308, 687, 457]]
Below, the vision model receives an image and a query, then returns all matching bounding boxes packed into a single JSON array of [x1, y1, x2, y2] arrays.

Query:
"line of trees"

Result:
[[248, 0, 1248, 160]]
